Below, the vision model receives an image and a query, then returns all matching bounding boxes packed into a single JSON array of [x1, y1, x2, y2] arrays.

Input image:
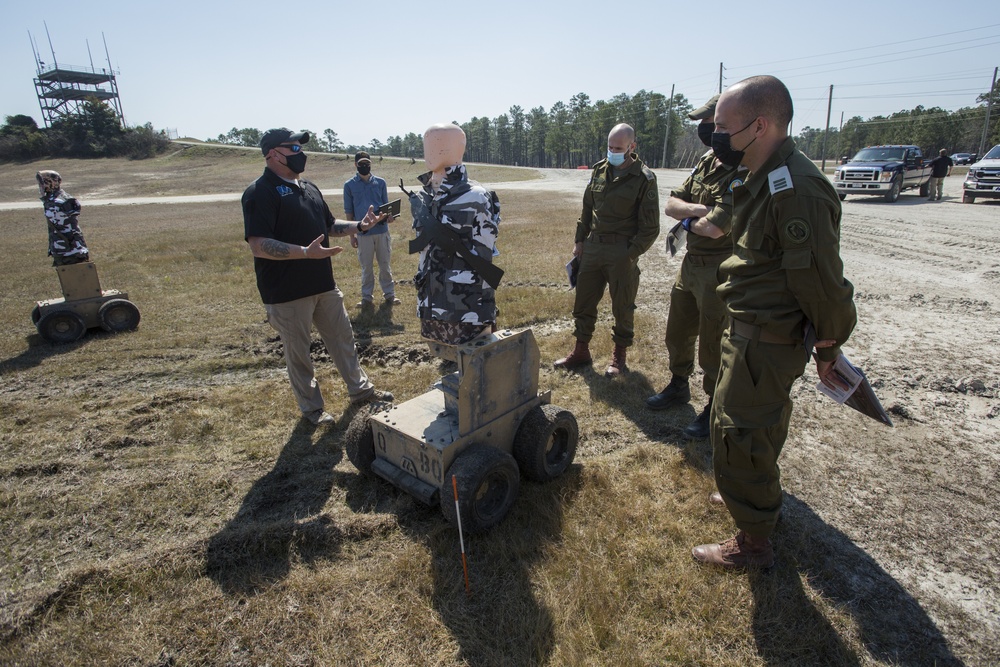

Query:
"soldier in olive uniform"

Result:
[[554, 123, 660, 377], [646, 95, 745, 439], [691, 76, 857, 569]]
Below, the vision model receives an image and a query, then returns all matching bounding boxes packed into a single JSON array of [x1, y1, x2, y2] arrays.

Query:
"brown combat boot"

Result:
[[605, 345, 628, 377], [553, 340, 592, 370], [692, 530, 774, 569]]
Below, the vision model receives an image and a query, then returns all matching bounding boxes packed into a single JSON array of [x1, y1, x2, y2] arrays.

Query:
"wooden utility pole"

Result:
[[821, 85, 834, 173], [661, 84, 674, 169], [979, 66, 998, 157]]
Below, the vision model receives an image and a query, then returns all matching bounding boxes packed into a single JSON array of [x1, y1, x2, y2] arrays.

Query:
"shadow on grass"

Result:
[[421, 464, 583, 666], [747, 493, 963, 666], [334, 413, 581, 665], [0, 333, 90, 376], [575, 365, 710, 471], [205, 418, 346, 596], [350, 300, 407, 342]]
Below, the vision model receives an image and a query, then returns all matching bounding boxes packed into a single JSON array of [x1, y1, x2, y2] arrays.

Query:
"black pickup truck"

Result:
[[833, 145, 932, 202]]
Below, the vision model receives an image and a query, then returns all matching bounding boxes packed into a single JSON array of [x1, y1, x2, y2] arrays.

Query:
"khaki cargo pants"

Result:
[[572, 235, 640, 348]]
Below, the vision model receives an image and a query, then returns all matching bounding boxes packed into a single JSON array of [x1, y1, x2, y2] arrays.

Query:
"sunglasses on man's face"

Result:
[[278, 143, 303, 153]]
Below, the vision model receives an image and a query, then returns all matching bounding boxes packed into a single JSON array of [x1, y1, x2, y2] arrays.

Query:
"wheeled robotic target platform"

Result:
[[346, 328, 578, 533], [31, 262, 140, 343]]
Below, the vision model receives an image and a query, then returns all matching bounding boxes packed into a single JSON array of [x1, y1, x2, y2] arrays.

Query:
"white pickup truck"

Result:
[[963, 145, 1000, 204]]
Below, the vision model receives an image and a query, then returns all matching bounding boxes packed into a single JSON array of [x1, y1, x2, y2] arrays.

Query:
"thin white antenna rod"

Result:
[[43, 21, 57, 69]]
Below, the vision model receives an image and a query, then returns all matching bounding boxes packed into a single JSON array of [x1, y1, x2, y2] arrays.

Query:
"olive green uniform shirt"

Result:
[[574, 155, 660, 261], [718, 138, 857, 360], [670, 150, 744, 255]]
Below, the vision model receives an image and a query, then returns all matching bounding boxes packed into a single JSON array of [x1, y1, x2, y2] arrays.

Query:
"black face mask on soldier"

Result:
[[282, 151, 307, 174], [357, 164, 371, 176], [711, 118, 757, 167], [697, 122, 715, 147]]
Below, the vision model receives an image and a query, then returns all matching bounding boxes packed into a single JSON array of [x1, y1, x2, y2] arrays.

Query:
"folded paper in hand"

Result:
[[666, 220, 687, 257], [816, 354, 893, 426], [566, 256, 580, 288]]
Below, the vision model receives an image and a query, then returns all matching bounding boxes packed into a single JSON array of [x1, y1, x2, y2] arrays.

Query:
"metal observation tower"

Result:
[[29, 25, 125, 129]]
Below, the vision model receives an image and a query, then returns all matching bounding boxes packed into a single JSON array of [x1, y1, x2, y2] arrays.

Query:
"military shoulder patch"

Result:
[[728, 178, 744, 193], [646, 189, 657, 200], [641, 164, 656, 181], [783, 217, 811, 244], [768, 166, 793, 195]]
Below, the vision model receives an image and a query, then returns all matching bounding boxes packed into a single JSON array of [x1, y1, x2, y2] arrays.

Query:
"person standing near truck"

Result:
[[928, 149, 953, 201]]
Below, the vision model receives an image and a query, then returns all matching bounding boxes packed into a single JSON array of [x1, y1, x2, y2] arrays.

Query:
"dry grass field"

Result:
[[0, 147, 996, 666]]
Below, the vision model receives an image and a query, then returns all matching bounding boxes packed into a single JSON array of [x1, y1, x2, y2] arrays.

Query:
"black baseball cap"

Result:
[[355, 151, 371, 164], [688, 95, 720, 121], [260, 128, 310, 155]]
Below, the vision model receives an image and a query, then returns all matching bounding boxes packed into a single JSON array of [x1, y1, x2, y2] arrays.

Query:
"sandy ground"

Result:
[[4, 166, 997, 662]]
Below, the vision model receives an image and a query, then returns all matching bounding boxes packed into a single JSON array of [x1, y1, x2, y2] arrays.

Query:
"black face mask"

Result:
[[711, 118, 757, 167], [697, 122, 715, 147], [357, 164, 371, 176], [283, 152, 307, 174]]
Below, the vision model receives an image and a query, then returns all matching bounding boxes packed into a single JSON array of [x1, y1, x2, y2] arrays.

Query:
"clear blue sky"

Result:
[[2, 1, 997, 147]]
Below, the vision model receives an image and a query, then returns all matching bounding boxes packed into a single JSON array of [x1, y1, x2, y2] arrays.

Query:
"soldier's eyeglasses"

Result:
[[278, 144, 303, 153]]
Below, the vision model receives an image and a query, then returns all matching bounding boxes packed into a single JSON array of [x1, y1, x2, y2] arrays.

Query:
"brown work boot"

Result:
[[554, 340, 592, 370], [692, 530, 774, 569], [605, 345, 628, 377]]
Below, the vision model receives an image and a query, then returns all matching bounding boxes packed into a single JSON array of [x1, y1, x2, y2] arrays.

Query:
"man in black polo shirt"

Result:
[[243, 128, 393, 425]]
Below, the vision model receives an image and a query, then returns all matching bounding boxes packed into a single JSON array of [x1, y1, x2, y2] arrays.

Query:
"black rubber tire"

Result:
[[37, 310, 86, 344], [963, 192, 975, 204], [98, 299, 140, 332], [837, 193, 847, 201], [345, 408, 377, 475], [441, 444, 519, 533], [30, 305, 41, 325], [919, 180, 930, 197], [512, 404, 578, 482], [885, 176, 902, 202]]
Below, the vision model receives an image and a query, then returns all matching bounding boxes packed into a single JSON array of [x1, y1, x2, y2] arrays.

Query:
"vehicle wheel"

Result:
[[837, 193, 847, 201], [37, 310, 86, 344], [98, 299, 140, 332], [884, 176, 902, 202], [513, 404, 578, 482], [963, 192, 975, 204], [345, 407, 377, 475], [30, 305, 41, 325], [441, 443, 519, 533], [919, 180, 930, 197]]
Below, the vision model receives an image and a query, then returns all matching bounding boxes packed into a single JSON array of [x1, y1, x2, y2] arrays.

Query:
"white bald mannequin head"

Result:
[[423, 123, 466, 187]]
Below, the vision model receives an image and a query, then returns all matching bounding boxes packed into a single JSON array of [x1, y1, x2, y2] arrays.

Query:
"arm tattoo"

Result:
[[331, 222, 352, 235], [261, 238, 292, 258]]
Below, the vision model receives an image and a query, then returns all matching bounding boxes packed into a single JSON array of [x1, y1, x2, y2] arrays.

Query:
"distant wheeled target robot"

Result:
[[31, 170, 139, 344], [31, 261, 140, 343]]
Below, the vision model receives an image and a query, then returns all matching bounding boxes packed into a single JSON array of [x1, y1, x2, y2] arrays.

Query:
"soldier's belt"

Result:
[[730, 317, 797, 345], [685, 252, 730, 267], [587, 232, 629, 244]]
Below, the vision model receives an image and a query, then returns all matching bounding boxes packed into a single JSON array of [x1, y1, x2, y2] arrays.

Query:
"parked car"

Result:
[[951, 153, 973, 165], [833, 145, 932, 202], [962, 145, 1000, 204]]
